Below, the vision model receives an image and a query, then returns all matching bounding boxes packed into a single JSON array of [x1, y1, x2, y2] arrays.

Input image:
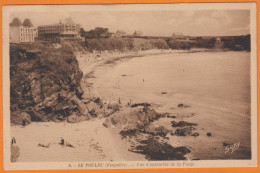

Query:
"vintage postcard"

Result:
[[2, 2, 257, 170]]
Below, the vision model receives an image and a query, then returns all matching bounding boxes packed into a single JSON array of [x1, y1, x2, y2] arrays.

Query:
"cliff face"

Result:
[[10, 43, 87, 125]]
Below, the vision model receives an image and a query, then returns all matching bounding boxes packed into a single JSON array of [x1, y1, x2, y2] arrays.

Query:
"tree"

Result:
[[79, 28, 86, 37], [85, 27, 112, 39]]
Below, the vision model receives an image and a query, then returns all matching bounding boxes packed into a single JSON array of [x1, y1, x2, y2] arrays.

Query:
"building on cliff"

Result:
[[113, 30, 127, 38], [37, 17, 84, 43], [9, 18, 37, 43], [172, 32, 190, 41]]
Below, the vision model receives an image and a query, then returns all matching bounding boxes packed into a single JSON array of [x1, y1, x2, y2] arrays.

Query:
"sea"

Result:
[[93, 51, 252, 160]]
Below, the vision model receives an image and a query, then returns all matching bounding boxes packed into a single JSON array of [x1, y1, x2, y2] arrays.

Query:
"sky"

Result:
[[10, 10, 250, 37]]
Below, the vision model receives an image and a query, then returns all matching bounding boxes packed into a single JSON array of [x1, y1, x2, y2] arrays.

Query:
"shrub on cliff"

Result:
[[85, 38, 170, 52], [150, 39, 169, 49], [86, 38, 134, 52], [167, 40, 191, 50], [222, 35, 250, 51]]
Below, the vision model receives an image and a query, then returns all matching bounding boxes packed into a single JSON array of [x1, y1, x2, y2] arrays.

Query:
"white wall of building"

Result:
[[10, 26, 21, 43]]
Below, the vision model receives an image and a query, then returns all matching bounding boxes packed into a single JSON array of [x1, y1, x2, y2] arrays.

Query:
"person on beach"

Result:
[[11, 137, 16, 145], [118, 98, 121, 104], [127, 99, 132, 107], [60, 138, 65, 146], [22, 118, 26, 127]]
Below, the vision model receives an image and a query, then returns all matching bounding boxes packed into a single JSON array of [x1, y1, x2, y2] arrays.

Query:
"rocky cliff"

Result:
[[10, 43, 88, 125]]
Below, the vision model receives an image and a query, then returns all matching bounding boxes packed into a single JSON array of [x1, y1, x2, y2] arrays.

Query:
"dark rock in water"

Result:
[[191, 132, 199, 137], [207, 132, 212, 137], [174, 127, 192, 136], [131, 137, 190, 160], [161, 92, 167, 95], [171, 121, 197, 127]]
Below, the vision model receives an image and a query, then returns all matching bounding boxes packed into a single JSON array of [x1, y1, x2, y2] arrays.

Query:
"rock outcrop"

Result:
[[10, 43, 87, 125], [103, 105, 160, 130], [130, 137, 191, 160]]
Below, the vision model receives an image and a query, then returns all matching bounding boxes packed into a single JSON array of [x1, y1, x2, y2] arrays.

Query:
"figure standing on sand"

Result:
[[11, 137, 16, 145], [118, 98, 121, 104], [60, 137, 65, 146], [127, 99, 132, 107], [22, 118, 26, 127]]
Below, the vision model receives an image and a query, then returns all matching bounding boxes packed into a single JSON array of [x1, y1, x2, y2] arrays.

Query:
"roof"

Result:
[[64, 17, 75, 25], [22, 19, 34, 27], [10, 18, 22, 26], [116, 30, 126, 34]]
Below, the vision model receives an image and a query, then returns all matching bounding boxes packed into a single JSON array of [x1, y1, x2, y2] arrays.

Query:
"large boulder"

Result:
[[11, 145, 20, 162], [103, 106, 165, 137], [11, 111, 31, 125], [27, 110, 45, 122]]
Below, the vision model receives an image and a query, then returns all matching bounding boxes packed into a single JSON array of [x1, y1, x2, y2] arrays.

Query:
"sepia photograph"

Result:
[[2, 3, 257, 170]]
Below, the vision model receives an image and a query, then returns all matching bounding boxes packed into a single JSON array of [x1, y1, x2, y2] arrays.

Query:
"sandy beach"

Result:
[[11, 119, 145, 162]]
